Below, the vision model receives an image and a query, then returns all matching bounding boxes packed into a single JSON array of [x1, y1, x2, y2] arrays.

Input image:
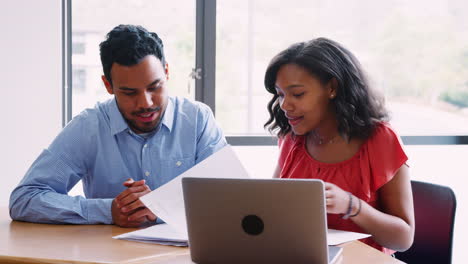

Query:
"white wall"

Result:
[[0, 1, 62, 206]]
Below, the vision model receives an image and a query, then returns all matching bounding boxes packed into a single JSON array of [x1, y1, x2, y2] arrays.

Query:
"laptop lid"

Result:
[[182, 177, 333, 264]]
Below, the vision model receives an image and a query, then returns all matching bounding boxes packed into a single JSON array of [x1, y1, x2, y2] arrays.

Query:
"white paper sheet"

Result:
[[327, 229, 371, 245], [140, 145, 249, 236], [115, 145, 370, 247], [114, 224, 370, 247], [113, 223, 188, 247]]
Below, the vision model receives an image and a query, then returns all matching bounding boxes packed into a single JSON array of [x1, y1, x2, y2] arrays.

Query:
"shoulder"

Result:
[[367, 122, 404, 147], [64, 101, 111, 132], [363, 122, 408, 191], [46, 103, 107, 164], [170, 96, 214, 126], [279, 133, 303, 150], [172, 96, 212, 115], [62, 109, 96, 135], [51, 101, 111, 149], [278, 133, 305, 167]]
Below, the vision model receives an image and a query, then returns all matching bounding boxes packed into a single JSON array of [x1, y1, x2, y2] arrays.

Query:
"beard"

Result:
[[115, 99, 165, 134]]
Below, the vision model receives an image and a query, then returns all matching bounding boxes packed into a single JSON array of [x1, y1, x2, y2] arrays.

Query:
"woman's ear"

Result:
[[328, 78, 338, 99]]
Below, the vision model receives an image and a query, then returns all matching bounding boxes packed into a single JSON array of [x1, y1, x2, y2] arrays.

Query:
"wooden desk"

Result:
[[0, 208, 403, 264]]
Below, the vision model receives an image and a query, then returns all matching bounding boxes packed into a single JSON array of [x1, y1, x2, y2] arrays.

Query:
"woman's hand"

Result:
[[323, 165, 415, 251], [324, 182, 352, 215]]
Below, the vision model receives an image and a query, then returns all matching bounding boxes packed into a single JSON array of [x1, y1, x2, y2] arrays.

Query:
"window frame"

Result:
[[63, 0, 468, 146]]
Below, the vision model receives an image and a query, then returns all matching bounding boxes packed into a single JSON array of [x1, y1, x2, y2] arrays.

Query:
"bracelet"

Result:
[[350, 197, 362, 218], [341, 192, 353, 219]]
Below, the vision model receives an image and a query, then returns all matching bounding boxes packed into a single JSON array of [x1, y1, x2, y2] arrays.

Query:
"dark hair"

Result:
[[264, 38, 388, 140], [99, 24, 166, 85]]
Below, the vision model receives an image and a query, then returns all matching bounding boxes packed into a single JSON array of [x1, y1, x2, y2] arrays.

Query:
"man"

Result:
[[9, 25, 227, 227]]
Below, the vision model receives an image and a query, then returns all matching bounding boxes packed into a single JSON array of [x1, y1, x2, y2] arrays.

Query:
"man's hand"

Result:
[[111, 199, 145, 227], [111, 178, 157, 227]]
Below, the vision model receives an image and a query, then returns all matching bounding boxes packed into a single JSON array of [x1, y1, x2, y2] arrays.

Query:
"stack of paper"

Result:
[[114, 223, 370, 247], [113, 145, 249, 246], [327, 229, 371, 245], [113, 145, 371, 247], [113, 223, 188, 246]]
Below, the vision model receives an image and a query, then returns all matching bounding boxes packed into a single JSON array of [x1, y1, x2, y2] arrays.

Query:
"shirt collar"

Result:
[[109, 98, 129, 136], [160, 97, 174, 133], [108, 97, 175, 136]]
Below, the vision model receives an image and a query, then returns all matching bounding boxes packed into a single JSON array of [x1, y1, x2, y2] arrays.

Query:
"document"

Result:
[[327, 229, 371, 245], [114, 224, 370, 247], [113, 145, 371, 247], [113, 223, 188, 246], [141, 145, 249, 235], [113, 145, 249, 245]]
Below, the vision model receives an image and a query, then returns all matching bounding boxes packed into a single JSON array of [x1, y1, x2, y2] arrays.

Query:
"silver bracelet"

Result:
[[342, 192, 353, 219], [350, 197, 362, 217]]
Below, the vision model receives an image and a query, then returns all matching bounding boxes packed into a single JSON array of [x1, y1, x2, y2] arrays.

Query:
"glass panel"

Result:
[[216, 0, 468, 135], [72, 0, 195, 117]]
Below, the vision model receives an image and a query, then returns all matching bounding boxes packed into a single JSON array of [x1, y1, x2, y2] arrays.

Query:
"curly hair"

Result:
[[264, 38, 388, 140], [99, 24, 166, 86]]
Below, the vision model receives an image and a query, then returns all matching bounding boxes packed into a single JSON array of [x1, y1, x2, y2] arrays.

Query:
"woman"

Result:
[[264, 38, 414, 254]]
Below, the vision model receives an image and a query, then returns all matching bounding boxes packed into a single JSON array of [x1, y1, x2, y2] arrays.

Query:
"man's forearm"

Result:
[[10, 187, 113, 224]]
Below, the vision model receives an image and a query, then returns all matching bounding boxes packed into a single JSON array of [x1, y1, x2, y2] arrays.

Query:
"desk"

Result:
[[0, 208, 403, 264]]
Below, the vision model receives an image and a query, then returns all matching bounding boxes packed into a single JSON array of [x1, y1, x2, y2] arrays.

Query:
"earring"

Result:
[[330, 94, 336, 99]]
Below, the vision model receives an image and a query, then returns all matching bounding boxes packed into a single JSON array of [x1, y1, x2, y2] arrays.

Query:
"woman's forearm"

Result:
[[350, 198, 414, 251]]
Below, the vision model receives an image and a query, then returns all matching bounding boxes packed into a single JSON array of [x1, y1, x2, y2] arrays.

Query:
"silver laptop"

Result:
[[182, 177, 342, 264]]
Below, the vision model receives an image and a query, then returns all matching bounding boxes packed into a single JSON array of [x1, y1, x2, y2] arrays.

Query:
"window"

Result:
[[70, 0, 468, 139], [71, 0, 195, 116], [72, 33, 86, 55], [216, 0, 468, 137], [72, 68, 86, 92]]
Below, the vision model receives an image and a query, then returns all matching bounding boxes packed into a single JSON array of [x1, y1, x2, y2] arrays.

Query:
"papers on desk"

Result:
[[327, 229, 371, 245], [113, 145, 249, 245], [113, 223, 188, 246], [113, 224, 370, 247], [140, 145, 249, 235], [113, 145, 371, 247]]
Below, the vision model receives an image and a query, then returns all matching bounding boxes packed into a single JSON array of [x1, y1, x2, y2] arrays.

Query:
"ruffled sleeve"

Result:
[[277, 134, 305, 177], [277, 135, 289, 169], [364, 123, 408, 193]]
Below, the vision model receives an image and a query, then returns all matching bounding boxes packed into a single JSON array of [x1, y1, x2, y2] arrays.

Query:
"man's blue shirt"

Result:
[[9, 97, 227, 224]]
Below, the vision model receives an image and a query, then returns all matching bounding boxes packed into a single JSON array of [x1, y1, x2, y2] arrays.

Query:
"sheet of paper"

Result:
[[114, 224, 370, 247], [327, 229, 371, 245], [113, 223, 188, 247], [117, 145, 369, 247], [140, 145, 249, 236]]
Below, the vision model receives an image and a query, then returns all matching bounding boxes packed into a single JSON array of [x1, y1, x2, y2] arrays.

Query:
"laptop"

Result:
[[182, 177, 342, 264]]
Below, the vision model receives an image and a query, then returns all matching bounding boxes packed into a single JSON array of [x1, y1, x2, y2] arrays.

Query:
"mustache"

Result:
[[132, 106, 161, 115]]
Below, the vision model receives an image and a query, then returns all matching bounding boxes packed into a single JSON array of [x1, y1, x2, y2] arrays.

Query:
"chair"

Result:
[[395, 180, 457, 264]]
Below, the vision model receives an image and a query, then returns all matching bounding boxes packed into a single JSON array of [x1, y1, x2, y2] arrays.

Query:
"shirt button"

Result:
[[145, 171, 150, 177], [176, 161, 182, 167], [143, 144, 148, 148]]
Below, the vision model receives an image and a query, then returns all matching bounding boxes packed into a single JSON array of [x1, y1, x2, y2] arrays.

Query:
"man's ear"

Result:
[[165, 63, 169, 81], [101, 75, 114, 95]]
